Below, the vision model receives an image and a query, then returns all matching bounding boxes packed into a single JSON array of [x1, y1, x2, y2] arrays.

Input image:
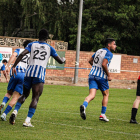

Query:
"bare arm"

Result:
[[6, 52, 17, 67], [2, 70, 8, 82], [102, 59, 112, 81], [88, 57, 94, 66], [53, 56, 66, 64]]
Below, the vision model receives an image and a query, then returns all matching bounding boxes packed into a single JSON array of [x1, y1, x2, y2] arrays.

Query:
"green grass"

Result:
[[0, 83, 140, 140]]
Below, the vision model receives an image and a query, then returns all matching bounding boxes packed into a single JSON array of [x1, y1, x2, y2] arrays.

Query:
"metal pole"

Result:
[[74, 0, 83, 84]]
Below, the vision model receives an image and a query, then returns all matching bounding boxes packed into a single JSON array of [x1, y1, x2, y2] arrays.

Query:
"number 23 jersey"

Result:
[[89, 48, 113, 79], [25, 41, 58, 81]]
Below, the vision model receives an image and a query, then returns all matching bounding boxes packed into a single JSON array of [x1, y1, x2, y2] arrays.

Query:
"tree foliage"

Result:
[[0, 0, 140, 55]]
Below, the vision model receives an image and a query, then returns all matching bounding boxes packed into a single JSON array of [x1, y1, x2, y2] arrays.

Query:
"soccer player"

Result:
[[9, 29, 66, 127], [0, 59, 8, 82], [0, 40, 32, 121], [130, 76, 140, 124], [80, 38, 117, 122]]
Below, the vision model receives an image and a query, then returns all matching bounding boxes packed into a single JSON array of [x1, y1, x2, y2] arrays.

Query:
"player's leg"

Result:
[[9, 85, 30, 124], [80, 76, 98, 120], [99, 89, 109, 122], [1, 91, 21, 121], [130, 79, 140, 124], [97, 77, 109, 122], [0, 91, 12, 115], [0, 90, 13, 121], [23, 82, 44, 127]]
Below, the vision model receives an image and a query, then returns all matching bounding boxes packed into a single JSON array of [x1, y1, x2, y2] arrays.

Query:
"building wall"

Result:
[[1, 45, 140, 83]]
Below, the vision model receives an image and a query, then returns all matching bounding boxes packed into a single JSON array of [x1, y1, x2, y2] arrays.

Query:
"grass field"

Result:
[[0, 82, 140, 140]]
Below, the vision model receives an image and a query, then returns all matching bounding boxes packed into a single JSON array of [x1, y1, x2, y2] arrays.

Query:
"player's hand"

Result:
[[5, 66, 10, 75], [6, 79, 9, 83], [107, 76, 112, 81], [62, 57, 66, 64], [12, 67, 17, 78]]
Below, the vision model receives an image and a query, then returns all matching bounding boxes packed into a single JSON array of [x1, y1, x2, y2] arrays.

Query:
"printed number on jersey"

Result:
[[94, 51, 103, 64], [33, 50, 47, 60]]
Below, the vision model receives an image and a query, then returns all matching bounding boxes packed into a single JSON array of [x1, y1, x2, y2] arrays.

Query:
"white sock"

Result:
[[25, 117, 31, 123], [101, 113, 105, 117], [2, 102, 6, 106], [13, 110, 17, 115]]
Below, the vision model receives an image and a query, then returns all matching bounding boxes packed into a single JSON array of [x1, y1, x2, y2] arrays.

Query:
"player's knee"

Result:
[[102, 91, 109, 96]]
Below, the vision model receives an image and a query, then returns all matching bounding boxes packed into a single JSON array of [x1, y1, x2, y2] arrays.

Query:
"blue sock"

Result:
[[101, 106, 107, 114], [27, 108, 36, 118], [2, 97, 9, 104], [83, 101, 88, 108], [14, 102, 22, 112], [4, 105, 12, 115]]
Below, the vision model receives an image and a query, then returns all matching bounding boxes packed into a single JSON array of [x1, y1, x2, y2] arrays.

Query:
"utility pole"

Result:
[[74, 0, 83, 84]]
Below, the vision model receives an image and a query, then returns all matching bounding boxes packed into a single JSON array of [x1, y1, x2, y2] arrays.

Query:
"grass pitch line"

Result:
[[21, 108, 132, 122], [33, 120, 140, 137]]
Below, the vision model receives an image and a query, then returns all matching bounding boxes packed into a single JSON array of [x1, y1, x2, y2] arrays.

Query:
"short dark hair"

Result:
[[23, 40, 32, 48], [2, 59, 7, 63], [105, 38, 115, 47], [39, 29, 49, 40]]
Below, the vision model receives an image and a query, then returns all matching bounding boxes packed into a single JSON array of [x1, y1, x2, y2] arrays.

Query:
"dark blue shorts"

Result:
[[88, 75, 109, 91], [7, 72, 25, 95], [24, 77, 44, 90]]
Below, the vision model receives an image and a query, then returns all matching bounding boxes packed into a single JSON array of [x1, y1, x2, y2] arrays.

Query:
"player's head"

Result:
[[23, 40, 32, 48], [39, 29, 49, 41], [2, 59, 7, 65], [105, 38, 116, 51]]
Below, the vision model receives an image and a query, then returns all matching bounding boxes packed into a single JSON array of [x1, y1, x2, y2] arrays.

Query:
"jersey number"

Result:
[[21, 54, 28, 63], [33, 50, 47, 60], [94, 51, 103, 64]]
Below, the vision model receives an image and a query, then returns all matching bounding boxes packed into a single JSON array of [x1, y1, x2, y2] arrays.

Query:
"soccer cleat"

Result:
[[23, 122, 34, 127], [9, 111, 17, 125], [0, 103, 5, 115], [80, 105, 86, 120], [130, 119, 138, 124], [1, 113, 6, 121], [99, 115, 109, 122]]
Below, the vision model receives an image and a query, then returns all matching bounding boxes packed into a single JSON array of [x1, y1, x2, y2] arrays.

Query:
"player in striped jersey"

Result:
[[80, 38, 117, 122], [0, 40, 32, 121], [9, 29, 66, 127]]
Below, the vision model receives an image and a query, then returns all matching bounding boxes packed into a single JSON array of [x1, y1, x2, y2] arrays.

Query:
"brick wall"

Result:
[[1, 46, 140, 83], [46, 51, 140, 82]]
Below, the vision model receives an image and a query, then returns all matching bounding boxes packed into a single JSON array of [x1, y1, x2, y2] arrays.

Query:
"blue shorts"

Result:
[[24, 77, 44, 90], [88, 75, 109, 91], [7, 72, 25, 95]]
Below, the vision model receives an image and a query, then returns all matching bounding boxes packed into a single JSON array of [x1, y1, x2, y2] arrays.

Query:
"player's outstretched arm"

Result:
[[53, 56, 66, 64], [6, 52, 18, 72], [102, 59, 112, 81]]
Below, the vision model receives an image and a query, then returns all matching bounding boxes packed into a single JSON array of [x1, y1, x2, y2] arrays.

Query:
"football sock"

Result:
[[14, 102, 22, 112], [101, 106, 107, 114], [25, 117, 31, 123], [2, 96, 9, 104], [4, 105, 12, 115], [27, 108, 36, 119], [83, 101, 88, 108], [131, 108, 138, 120]]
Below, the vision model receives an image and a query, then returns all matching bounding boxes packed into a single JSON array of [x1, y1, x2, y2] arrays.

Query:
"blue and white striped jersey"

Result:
[[89, 48, 113, 79], [25, 41, 58, 81], [10, 49, 30, 76]]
